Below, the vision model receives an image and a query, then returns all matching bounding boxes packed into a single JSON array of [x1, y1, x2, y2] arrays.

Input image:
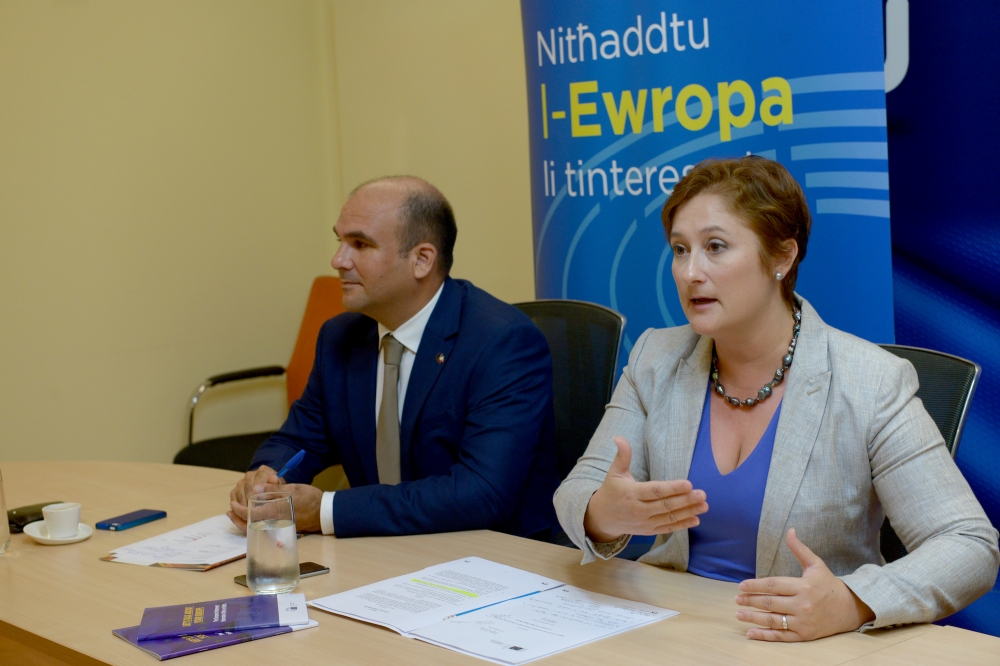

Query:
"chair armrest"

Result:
[[207, 365, 286, 386], [188, 366, 286, 447]]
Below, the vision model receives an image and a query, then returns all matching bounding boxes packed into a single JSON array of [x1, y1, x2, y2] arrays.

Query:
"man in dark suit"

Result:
[[228, 176, 559, 538]]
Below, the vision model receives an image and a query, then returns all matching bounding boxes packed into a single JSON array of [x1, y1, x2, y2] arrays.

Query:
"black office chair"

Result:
[[877, 344, 982, 563], [515, 300, 635, 554], [175, 277, 345, 472], [513, 300, 626, 481], [174, 366, 286, 472]]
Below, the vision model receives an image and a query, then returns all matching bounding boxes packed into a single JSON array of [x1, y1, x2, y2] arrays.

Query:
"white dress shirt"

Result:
[[319, 283, 445, 535]]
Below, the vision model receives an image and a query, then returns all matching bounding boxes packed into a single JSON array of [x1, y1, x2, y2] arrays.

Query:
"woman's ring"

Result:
[[782, 615, 788, 631]]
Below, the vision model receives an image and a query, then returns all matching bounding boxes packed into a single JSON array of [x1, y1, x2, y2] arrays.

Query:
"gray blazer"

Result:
[[554, 298, 999, 628]]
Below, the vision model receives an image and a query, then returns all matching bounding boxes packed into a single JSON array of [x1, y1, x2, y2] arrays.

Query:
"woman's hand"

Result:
[[735, 528, 875, 641], [583, 436, 709, 543]]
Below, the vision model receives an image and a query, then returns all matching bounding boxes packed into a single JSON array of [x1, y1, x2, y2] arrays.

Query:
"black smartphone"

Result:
[[7, 501, 63, 534], [96, 509, 167, 531], [234, 561, 330, 587]]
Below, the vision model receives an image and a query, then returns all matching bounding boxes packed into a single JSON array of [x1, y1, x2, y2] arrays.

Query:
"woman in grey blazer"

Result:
[[554, 156, 998, 642]]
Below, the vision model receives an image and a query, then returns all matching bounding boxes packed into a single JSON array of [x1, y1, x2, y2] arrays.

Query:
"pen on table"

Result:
[[276, 450, 306, 479], [442, 589, 546, 620]]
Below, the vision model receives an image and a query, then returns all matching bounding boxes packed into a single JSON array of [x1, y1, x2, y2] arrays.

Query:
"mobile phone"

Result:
[[96, 509, 167, 531], [7, 501, 63, 534], [234, 561, 330, 587]]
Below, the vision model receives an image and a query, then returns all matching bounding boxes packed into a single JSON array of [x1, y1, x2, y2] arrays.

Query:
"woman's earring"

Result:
[[775, 272, 784, 281]]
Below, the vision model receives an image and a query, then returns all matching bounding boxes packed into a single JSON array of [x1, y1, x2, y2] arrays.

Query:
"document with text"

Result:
[[308, 557, 677, 664], [309, 557, 562, 634], [101, 515, 247, 571]]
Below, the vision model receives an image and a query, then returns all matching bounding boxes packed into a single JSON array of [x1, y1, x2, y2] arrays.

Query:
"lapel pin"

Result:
[[436, 353, 445, 364]]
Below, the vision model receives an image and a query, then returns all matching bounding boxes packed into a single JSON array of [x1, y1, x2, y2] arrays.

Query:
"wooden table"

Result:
[[1, 461, 997, 665]]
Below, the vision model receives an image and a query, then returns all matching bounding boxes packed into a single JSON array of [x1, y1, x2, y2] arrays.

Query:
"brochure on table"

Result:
[[137, 593, 309, 640], [113, 621, 318, 661], [309, 557, 677, 665], [114, 592, 314, 660]]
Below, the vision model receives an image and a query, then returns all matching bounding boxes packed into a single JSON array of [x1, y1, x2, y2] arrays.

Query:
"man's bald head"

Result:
[[348, 176, 457, 276]]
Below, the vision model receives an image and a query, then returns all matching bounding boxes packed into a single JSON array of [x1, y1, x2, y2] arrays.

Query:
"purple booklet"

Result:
[[137, 593, 308, 641], [113, 620, 318, 660]]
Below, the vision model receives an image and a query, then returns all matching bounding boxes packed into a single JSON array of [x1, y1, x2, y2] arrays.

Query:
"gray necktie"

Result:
[[376, 334, 404, 485]]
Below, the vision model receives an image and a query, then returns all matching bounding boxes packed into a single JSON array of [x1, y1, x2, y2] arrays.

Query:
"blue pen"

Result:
[[276, 450, 306, 479], [442, 587, 559, 620]]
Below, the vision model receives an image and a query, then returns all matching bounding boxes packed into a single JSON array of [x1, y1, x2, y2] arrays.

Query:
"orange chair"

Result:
[[174, 277, 344, 472]]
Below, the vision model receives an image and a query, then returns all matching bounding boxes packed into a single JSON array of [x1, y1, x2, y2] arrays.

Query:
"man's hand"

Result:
[[228, 468, 323, 535], [228, 466, 282, 532], [230, 483, 323, 535], [583, 436, 709, 543], [735, 528, 876, 641], [232, 465, 294, 532]]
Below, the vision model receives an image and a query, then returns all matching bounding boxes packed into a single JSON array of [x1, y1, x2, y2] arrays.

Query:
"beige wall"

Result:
[[0, 1, 535, 463], [0, 1, 340, 462], [331, 0, 534, 304]]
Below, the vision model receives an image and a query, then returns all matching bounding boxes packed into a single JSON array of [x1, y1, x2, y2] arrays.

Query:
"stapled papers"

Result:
[[101, 515, 246, 571], [309, 557, 677, 665]]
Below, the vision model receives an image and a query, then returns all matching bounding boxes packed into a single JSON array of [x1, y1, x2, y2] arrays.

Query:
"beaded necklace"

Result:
[[711, 308, 802, 408]]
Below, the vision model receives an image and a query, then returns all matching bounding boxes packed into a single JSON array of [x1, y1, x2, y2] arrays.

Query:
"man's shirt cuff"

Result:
[[320, 491, 336, 535]]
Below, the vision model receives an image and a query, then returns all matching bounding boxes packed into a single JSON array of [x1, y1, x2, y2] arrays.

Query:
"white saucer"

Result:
[[23, 521, 93, 545]]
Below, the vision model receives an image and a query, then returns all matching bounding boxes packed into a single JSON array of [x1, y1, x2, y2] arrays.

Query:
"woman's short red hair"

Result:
[[661, 156, 811, 307]]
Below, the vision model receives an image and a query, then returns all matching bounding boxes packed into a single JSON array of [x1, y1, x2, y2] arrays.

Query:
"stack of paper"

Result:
[[310, 557, 677, 665], [101, 515, 247, 571]]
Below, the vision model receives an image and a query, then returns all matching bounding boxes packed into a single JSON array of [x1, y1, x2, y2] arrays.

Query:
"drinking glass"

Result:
[[0, 468, 10, 554], [246, 492, 299, 594]]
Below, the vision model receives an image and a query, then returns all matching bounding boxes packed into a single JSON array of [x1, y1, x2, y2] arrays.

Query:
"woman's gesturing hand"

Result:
[[583, 436, 709, 543], [735, 528, 876, 641]]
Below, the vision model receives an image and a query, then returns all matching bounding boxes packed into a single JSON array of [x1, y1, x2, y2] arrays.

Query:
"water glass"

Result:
[[246, 492, 299, 594], [0, 468, 10, 554]]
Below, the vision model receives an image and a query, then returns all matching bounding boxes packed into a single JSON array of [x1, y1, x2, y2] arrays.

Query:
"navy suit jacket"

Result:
[[250, 278, 560, 538]]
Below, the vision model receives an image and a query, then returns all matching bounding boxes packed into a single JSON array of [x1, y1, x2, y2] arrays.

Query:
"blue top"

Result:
[[687, 381, 782, 583]]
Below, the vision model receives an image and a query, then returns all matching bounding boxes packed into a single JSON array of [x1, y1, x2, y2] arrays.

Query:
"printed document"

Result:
[[309, 557, 677, 664], [101, 515, 247, 571], [412, 584, 675, 665], [309, 557, 561, 634]]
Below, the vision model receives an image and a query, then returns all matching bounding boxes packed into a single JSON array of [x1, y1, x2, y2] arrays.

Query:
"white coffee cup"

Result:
[[42, 503, 81, 539]]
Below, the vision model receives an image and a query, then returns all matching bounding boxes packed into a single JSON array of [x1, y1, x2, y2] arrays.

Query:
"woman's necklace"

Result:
[[711, 308, 802, 408]]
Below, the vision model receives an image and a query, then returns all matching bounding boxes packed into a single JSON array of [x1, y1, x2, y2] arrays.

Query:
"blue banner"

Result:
[[884, 0, 1000, 634], [520, 1, 894, 357]]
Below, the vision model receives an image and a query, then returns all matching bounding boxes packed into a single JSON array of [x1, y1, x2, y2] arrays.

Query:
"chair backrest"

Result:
[[878, 344, 981, 457], [513, 300, 626, 480], [877, 344, 981, 563], [286, 276, 344, 408]]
